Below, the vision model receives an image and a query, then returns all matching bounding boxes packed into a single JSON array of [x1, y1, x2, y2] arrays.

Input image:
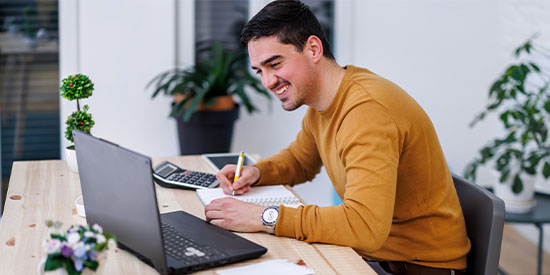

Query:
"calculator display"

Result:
[[157, 164, 177, 178]]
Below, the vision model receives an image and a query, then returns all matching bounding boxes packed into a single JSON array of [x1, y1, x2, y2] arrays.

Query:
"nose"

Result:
[[261, 72, 278, 90]]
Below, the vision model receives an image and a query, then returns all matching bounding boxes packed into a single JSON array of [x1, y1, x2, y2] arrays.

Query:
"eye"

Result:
[[271, 62, 280, 68], [255, 69, 262, 75]]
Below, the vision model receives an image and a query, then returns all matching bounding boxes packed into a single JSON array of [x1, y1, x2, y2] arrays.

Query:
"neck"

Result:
[[309, 59, 346, 112]]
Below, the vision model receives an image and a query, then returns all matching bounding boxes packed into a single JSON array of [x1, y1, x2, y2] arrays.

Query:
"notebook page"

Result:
[[196, 185, 303, 208]]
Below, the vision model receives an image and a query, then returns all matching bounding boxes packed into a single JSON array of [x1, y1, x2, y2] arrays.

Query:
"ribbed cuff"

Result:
[[275, 205, 299, 237]]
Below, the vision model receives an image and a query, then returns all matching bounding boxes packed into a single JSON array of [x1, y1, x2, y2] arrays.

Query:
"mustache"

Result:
[[270, 80, 290, 91]]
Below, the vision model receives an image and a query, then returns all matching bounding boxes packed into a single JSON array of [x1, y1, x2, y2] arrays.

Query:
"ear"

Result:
[[305, 35, 323, 63]]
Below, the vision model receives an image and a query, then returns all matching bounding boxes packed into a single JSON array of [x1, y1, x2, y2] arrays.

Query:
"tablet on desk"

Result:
[[202, 152, 257, 172]]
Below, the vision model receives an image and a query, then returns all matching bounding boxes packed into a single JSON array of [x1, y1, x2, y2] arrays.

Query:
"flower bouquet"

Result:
[[42, 223, 116, 275]]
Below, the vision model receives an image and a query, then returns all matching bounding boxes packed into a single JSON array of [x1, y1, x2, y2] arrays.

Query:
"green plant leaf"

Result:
[[64, 258, 79, 275], [499, 169, 510, 183], [543, 162, 550, 178], [524, 166, 536, 175], [463, 161, 479, 181], [496, 153, 510, 170], [469, 112, 486, 127], [60, 74, 94, 101], [148, 40, 270, 119], [84, 260, 99, 271], [469, 34, 549, 193], [529, 62, 541, 72], [234, 84, 255, 113], [44, 254, 64, 271], [512, 174, 523, 194], [499, 111, 510, 128], [50, 234, 65, 241]]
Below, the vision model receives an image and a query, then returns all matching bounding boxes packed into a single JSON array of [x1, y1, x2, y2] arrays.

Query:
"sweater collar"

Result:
[[319, 65, 355, 119]]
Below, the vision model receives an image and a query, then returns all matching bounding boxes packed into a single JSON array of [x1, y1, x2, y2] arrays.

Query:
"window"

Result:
[[0, 0, 60, 214]]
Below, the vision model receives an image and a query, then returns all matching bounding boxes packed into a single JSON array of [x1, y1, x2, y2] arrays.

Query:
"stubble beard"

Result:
[[281, 73, 317, 112], [281, 93, 304, 111]]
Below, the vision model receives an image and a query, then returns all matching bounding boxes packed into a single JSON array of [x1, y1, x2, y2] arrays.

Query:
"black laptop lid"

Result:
[[73, 131, 168, 275]]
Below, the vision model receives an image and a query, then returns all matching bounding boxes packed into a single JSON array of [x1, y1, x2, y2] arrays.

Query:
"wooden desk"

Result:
[[0, 157, 373, 274]]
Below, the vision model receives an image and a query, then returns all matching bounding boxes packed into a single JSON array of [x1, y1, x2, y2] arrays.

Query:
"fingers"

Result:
[[204, 208, 224, 222], [216, 165, 236, 195], [231, 184, 251, 195], [231, 166, 261, 194], [203, 198, 265, 232]]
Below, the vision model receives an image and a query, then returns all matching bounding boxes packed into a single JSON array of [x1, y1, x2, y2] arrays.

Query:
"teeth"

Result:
[[275, 85, 288, 95]]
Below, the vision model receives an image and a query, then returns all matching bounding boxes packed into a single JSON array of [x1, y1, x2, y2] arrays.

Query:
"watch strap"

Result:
[[262, 206, 279, 234]]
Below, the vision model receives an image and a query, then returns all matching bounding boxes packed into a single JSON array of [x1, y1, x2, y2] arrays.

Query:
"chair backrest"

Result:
[[452, 174, 505, 275]]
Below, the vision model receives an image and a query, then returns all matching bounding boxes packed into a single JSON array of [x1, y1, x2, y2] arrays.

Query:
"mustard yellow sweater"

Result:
[[253, 65, 470, 269]]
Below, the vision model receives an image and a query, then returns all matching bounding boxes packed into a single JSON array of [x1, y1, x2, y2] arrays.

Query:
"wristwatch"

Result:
[[261, 206, 279, 234]]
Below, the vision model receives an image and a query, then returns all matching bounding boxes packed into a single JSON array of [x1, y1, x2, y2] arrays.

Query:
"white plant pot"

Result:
[[65, 147, 78, 173], [534, 173, 550, 194], [493, 172, 536, 213]]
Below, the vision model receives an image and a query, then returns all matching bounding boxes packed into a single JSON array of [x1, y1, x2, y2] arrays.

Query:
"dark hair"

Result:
[[240, 0, 335, 60]]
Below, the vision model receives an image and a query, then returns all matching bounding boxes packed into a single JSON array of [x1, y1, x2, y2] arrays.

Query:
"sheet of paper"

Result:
[[216, 259, 314, 275], [196, 185, 303, 207]]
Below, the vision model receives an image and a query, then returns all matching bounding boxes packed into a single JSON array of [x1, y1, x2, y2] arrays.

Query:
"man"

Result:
[[204, 1, 470, 274]]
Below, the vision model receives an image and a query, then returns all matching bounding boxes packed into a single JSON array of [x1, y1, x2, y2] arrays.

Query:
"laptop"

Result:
[[73, 131, 267, 274]]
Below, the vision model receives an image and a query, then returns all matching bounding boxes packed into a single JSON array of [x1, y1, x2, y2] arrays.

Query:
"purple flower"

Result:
[[60, 245, 73, 258], [74, 259, 84, 272], [89, 250, 98, 261]]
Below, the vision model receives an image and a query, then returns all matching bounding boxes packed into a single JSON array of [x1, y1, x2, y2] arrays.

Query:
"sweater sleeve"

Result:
[[253, 114, 323, 186], [275, 102, 400, 252]]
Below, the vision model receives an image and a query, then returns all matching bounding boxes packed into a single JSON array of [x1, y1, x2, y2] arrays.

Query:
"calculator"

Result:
[[153, 161, 219, 190]]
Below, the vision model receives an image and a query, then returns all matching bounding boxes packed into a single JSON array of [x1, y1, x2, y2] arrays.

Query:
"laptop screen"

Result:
[[73, 131, 168, 275]]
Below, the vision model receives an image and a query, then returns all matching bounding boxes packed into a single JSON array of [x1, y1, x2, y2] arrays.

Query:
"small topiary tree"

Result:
[[60, 74, 95, 149]]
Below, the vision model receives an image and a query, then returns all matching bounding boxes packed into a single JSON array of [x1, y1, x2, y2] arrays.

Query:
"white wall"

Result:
[[59, 0, 183, 158]]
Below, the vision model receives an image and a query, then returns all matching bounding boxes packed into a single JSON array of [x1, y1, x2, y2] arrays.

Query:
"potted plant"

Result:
[[60, 74, 95, 172], [148, 41, 270, 155], [22, 5, 39, 47], [464, 35, 550, 213]]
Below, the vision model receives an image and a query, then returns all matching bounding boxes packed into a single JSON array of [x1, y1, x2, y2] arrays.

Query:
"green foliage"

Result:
[[60, 74, 95, 145], [464, 34, 550, 193], [44, 253, 63, 271], [60, 74, 94, 101], [22, 6, 38, 39], [64, 105, 95, 143], [148, 41, 271, 122]]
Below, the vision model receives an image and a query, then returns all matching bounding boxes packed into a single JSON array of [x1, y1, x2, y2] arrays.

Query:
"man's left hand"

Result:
[[204, 197, 266, 232]]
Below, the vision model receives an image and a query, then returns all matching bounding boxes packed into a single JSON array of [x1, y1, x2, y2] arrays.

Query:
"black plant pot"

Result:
[[175, 105, 239, 155]]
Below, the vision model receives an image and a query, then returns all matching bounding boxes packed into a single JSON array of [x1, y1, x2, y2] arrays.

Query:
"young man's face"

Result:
[[248, 36, 318, 111]]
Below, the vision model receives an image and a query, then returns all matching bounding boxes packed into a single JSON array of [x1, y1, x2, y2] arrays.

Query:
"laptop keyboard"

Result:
[[161, 223, 228, 265]]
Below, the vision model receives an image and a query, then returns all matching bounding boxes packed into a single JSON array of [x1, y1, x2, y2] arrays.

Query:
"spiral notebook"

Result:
[[196, 186, 303, 208]]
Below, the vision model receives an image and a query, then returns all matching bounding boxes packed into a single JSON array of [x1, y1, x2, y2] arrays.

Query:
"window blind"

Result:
[[0, 0, 60, 213]]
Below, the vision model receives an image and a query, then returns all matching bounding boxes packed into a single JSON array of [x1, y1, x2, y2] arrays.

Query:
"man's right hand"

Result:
[[216, 165, 260, 195]]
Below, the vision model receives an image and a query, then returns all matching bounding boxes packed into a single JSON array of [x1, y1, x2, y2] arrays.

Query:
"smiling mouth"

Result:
[[273, 84, 289, 95]]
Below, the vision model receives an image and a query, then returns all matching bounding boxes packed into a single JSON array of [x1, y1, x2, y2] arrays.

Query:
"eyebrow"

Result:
[[251, 55, 282, 70]]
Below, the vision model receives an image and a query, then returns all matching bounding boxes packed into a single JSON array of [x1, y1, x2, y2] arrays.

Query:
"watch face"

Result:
[[262, 208, 278, 224]]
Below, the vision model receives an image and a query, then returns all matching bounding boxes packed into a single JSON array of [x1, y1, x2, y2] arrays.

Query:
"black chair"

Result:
[[453, 174, 505, 275]]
